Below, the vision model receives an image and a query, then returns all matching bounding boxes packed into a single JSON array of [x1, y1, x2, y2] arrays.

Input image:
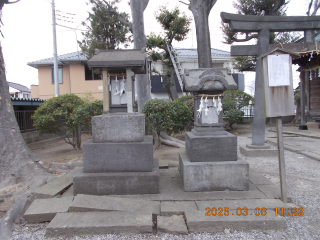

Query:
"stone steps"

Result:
[[45, 212, 153, 238], [185, 210, 286, 233]]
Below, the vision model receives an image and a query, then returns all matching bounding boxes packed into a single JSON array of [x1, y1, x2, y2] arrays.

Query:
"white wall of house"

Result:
[[9, 86, 31, 98]]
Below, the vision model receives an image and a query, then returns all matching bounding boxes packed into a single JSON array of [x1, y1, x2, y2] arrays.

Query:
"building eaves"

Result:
[[7, 82, 31, 93], [27, 51, 87, 68], [174, 47, 230, 59]]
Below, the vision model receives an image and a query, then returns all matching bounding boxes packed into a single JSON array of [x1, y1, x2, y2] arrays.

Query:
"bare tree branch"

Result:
[[307, 0, 314, 15], [312, 0, 320, 15], [178, 0, 189, 5], [271, 0, 286, 15], [91, 0, 133, 33]]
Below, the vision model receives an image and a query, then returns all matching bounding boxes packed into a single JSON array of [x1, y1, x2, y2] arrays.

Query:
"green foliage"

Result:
[[32, 94, 103, 149], [223, 90, 253, 129], [224, 109, 245, 129], [146, 6, 191, 100], [142, 99, 193, 144], [79, 0, 132, 58], [223, 90, 253, 111]]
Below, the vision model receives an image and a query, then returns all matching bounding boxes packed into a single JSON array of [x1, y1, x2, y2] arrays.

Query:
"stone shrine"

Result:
[[180, 68, 249, 191], [73, 49, 159, 195]]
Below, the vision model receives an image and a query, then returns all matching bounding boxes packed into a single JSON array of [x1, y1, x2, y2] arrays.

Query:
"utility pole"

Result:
[[52, 0, 59, 96]]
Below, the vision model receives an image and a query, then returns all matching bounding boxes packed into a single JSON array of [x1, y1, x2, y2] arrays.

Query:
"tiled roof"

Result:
[[28, 52, 87, 68], [11, 97, 46, 102], [174, 48, 230, 59], [7, 82, 31, 92]]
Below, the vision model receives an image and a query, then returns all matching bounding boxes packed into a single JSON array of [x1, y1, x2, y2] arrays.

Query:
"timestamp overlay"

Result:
[[205, 207, 304, 216]]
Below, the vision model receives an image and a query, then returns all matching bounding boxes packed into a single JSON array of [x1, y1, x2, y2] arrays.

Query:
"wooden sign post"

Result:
[[259, 48, 299, 202]]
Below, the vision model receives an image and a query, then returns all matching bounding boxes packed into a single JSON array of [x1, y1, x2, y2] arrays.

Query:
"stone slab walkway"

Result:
[[22, 164, 298, 237]]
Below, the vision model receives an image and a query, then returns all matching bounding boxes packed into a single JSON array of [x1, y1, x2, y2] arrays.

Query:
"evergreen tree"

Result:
[[147, 6, 191, 100], [79, 0, 132, 58]]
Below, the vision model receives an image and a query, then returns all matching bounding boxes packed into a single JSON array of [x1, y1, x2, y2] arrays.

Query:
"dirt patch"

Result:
[[32, 135, 92, 163], [154, 145, 183, 161]]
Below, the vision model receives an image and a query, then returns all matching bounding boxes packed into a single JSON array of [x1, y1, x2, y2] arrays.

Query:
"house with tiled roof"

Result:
[[7, 82, 31, 99], [28, 48, 243, 100], [28, 52, 103, 100]]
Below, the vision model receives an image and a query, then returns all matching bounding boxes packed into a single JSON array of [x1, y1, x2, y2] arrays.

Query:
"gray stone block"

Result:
[[185, 210, 286, 233], [23, 197, 73, 223], [31, 174, 74, 200], [240, 145, 278, 157], [161, 201, 198, 216], [157, 215, 188, 235], [185, 131, 237, 162], [92, 113, 145, 143], [45, 212, 152, 238], [73, 160, 160, 195], [83, 136, 153, 173], [179, 152, 249, 191], [69, 194, 160, 215]]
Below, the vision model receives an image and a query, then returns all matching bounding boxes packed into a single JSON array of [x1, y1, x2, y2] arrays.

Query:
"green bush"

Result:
[[142, 98, 193, 145], [176, 95, 194, 129], [223, 90, 253, 129], [224, 109, 244, 129], [32, 94, 102, 149]]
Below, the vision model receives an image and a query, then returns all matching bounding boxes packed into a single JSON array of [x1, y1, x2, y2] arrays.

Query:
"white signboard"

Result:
[[267, 54, 290, 87], [98, 86, 103, 90]]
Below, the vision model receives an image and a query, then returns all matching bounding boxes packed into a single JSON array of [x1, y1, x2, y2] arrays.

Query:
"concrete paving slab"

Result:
[[45, 211, 152, 237], [196, 190, 267, 201], [61, 185, 74, 198], [249, 182, 258, 190], [161, 201, 198, 216], [31, 174, 74, 199], [157, 215, 188, 235], [196, 199, 297, 211], [240, 145, 278, 157], [249, 170, 275, 185], [159, 160, 169, 169], [300, 151, 320, 161], [69, 194, 160, 215], [255, 184, 293, 203], [23, 197, 73, 223], [185, 209, 286, 233], [168, 161, 179, 167]]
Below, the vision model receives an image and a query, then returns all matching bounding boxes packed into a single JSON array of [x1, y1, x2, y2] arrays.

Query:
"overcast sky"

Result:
[[1, 0, 311, 92]]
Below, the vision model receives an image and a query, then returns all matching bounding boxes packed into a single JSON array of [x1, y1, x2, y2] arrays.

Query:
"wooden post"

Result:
[[276, 117, 288, 203], [102, 68, 109, 114], [126, 68, 134, 113], [299, 71, 308, 130]]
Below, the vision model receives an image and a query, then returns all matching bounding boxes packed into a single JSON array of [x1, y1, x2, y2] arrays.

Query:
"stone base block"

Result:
[[185, 131, 237, 162], [73, 160, 159, 195], [240, 145, 278, 157], [83, 136, 153, 173], [179, 152, 249, 191], [92, 113, 145, 143]]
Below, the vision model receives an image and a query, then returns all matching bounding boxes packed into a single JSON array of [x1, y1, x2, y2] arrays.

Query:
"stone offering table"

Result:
[[73, 49, 159, 195], [180, 68, 249, 191]]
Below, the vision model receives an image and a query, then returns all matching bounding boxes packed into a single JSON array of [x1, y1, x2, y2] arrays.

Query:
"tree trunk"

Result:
[[130, 0, 152, 113], [189, 0, 217, 68], [168, 67, 179, 100], [0, 44, 48, 183]]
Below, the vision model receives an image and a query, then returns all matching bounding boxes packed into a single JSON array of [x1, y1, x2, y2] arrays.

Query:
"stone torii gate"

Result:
[[221, 13, 320, 150]]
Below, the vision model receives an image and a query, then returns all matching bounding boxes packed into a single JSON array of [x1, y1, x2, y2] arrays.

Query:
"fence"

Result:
[[14, 110, 36, 133], [240, 105, 254, 117]]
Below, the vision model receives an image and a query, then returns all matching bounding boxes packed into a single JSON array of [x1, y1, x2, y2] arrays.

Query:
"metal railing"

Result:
[[240, 105, 254, 117], [14, 110, 36, 133]]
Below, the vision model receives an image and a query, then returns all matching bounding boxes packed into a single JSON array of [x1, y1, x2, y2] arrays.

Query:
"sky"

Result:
[[1, 0, 313, 93]]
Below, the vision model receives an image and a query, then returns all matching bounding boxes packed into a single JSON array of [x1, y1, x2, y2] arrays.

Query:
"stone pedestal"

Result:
[[239, 144, 278, 157], [179, 152, 249, 191], [73, 113, 159, 195]]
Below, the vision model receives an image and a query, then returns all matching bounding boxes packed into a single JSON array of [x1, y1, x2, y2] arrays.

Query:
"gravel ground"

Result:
[[11, 130, 320, 240]]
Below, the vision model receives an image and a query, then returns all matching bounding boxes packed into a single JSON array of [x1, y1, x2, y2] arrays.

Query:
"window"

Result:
[[51, 66, 63, 84], [84, 65, 102, 80]]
